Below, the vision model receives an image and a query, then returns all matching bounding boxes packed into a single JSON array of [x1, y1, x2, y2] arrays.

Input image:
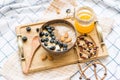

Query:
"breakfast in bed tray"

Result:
[[16, 6, 108, 79]]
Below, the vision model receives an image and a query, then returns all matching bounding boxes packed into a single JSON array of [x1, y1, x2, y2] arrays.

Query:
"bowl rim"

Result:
[[39, 19, 77, 54]]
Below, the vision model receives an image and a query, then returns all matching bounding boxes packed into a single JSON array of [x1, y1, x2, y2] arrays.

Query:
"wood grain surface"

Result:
[[16, 18, 108, 74]]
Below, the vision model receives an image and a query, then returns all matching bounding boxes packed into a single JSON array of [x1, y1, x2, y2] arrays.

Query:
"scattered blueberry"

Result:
[[39, 32, 44, 37], [66, 9, 71, 13], [26, 27, 31, 32], [22, 36, 27, 42], [36, 28, 39, 32]]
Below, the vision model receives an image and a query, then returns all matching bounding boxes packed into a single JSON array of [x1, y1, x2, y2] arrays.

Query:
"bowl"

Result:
[[39, 19, 77, 54]]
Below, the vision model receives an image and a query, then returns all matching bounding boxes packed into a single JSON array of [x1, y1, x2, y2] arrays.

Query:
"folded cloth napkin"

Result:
[[0, 0, 115, 80]]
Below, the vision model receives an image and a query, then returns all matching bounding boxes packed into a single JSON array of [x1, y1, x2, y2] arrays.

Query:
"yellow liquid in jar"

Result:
[[74, 12, 95, 33]]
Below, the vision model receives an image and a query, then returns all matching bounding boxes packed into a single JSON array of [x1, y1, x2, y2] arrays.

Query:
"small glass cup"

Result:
[[74, 6, 96, 33]]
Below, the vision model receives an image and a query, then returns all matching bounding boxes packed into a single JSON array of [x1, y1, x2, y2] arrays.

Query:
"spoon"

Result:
[[23, 36, 40, 74], [96, 21, 105, 51]]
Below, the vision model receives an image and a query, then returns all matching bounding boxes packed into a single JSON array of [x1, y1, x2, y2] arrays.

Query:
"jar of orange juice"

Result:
[[74, 6, 95, 33]]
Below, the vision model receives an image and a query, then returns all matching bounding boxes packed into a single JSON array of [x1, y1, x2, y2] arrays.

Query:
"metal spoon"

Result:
[[95, 21, 105, 51]]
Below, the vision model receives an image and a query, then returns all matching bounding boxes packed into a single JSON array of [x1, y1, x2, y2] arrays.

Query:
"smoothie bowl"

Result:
[[39, 19, 77, 54]]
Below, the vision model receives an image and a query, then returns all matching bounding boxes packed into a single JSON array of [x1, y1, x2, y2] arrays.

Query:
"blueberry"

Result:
[[22, 36, 27, 42], [46, 26, 51, 29], [48, 29, 52, 33], [39, 32, 44, 37], [45, 33, 49, 37], [50, 39, 54, 43], [54, 40, 59, 44], [63, 44, 68, 48], [57, 41, 61, 44], [51, 27, 55, 31], [26, 27, 31, 32], [45, 38, 49, 42], [51, 36, 56, 40], [50, 32, 54, 37], [44, 25, 50, 30], [57, 41, 61, 45], [49, 46, 56, 50], [59, 42, 63, 47], [36, 28, 39, 32], [44, 42, 48, 46], [63, 48, 67, 51], [41, 38, 45, 42]]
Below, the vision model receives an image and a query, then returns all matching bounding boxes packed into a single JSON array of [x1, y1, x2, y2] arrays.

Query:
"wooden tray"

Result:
[[16, 18, 108, 74]]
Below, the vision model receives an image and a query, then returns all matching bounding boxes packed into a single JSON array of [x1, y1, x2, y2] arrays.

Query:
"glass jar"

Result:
[[74, 6, 95, 33]]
